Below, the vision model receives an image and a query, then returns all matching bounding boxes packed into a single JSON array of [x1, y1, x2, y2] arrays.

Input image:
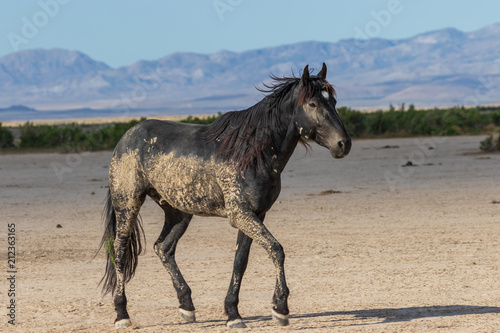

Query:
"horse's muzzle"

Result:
[[330, 136, 351, 159]]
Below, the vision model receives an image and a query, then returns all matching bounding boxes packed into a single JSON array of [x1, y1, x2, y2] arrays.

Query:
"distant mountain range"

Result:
[[1, 23, 499, 121]]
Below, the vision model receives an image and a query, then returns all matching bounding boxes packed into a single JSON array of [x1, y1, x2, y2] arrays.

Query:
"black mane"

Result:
[[203, 73, 333, 172]]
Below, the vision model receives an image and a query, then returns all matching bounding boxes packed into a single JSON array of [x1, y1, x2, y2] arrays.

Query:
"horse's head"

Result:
[[293, 63, 351, 159]]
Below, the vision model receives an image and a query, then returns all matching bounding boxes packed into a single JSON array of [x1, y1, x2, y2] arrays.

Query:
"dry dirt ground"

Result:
[[1, 135, 499, 332]]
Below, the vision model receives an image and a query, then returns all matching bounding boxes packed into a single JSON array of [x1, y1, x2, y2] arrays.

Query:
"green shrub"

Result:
[[491, 110, 500, 126], [337, 107, 366, 137], [480, 135, 495, 152], [0, 123, 14, 148], [95, 118, 145, 150], [479, 131, 500, 152], [19, 122, 86, 149]]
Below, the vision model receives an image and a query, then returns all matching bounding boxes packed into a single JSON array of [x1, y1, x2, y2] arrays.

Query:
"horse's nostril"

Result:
[[338, 140, 345, 150]]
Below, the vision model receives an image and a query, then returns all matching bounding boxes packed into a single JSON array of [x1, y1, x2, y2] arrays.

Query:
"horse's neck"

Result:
[[268, 104, 301, 174]]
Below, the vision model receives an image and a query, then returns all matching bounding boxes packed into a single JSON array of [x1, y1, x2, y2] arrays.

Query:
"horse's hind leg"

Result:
[[112, 194, 146, 329], [154, 203, 195, 322]]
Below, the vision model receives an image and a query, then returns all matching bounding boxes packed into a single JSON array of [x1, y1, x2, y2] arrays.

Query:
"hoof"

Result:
[[115, 318, 132, 329], [271, 309, 289, 326], [179, 308, 196, 323], [227, 318, 247, 329]]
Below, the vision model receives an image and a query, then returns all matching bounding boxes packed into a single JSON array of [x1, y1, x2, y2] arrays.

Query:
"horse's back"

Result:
[[113, 119, 205, 155]]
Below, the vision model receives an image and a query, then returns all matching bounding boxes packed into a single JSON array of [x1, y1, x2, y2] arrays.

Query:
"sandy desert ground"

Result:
[[1, 135, 499, 332]]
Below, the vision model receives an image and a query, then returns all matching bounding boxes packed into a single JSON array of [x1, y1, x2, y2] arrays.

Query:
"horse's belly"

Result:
[[146, 153, 227, 217], [160, 180, 226, 217]]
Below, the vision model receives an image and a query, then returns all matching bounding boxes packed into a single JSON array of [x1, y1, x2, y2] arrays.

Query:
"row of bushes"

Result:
[[179, 113, 221, 124], [1, 115, 223, 152], [337, 105, 500, 138], [12, 118, 145, 152], [1, 106, 500, 152]]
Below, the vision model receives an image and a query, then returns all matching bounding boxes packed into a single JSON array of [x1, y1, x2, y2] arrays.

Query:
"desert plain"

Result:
[[1, 135, 499, 332]]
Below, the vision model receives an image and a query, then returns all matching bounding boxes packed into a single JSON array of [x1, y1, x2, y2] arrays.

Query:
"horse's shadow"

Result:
[[245, 305, 500, 325], [145, 305, 500, 330]]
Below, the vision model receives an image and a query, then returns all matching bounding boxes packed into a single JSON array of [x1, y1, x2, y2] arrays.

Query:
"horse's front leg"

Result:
[[225, 229, 254, 328], [229, 211, 290, 326]]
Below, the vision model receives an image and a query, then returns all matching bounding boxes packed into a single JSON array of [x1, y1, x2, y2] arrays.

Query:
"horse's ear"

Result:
[[317, 62, 327, 79], [301, 65, 310, 85]]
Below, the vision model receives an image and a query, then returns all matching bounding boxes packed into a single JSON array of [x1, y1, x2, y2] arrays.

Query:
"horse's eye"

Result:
[[308, 102, 317, 108]]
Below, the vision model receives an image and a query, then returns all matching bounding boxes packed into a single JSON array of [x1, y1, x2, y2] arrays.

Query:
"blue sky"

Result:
[[1, 0, 499, 68]]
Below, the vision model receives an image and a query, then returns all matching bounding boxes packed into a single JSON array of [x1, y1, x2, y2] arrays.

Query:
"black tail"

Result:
[[97, 189, 145, 296]]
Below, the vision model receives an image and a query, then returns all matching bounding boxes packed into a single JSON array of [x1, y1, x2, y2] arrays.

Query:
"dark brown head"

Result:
[[293, 63, 351, 158]]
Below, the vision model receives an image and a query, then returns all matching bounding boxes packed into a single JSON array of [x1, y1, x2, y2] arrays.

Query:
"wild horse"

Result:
[[99, 63, 351, 329]]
